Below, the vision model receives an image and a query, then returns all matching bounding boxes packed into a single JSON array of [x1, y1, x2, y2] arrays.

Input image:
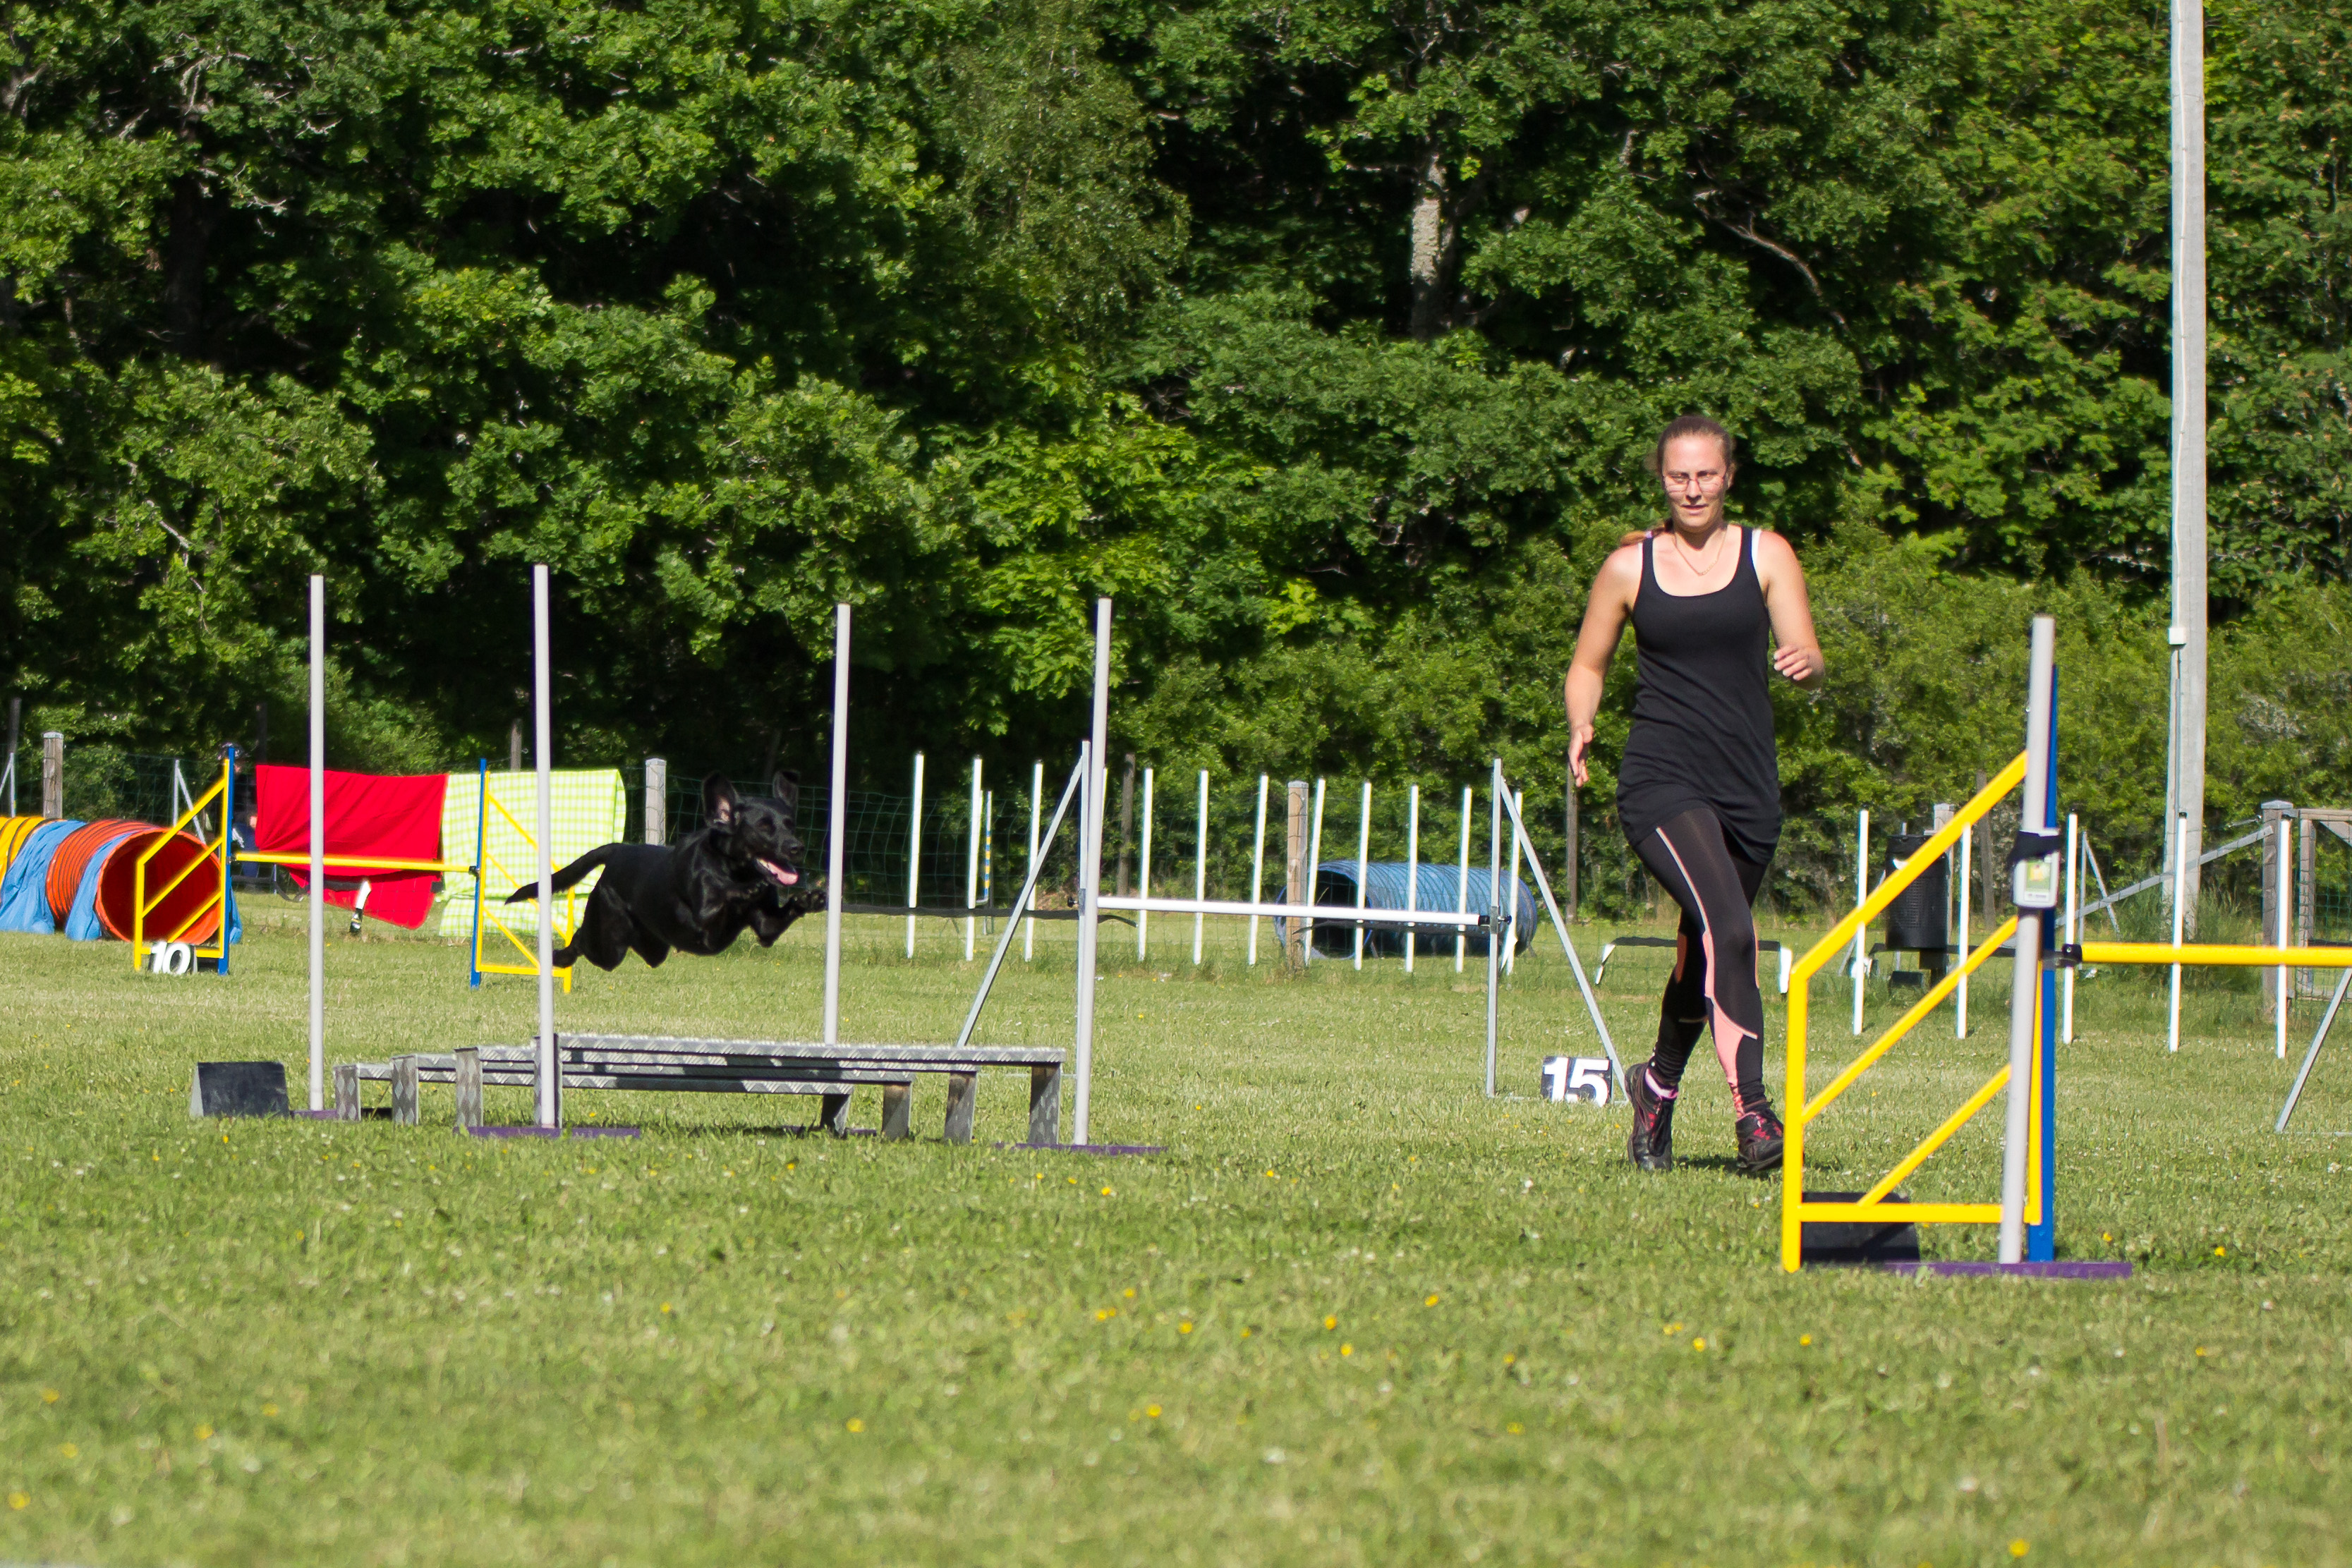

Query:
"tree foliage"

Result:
[[1, 0, 2347, 902]]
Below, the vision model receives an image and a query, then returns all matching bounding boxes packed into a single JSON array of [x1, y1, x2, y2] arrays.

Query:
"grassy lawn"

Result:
[[1, 901, 2347, 1567]]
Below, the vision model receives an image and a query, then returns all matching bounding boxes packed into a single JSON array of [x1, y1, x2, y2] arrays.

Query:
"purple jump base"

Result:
[[292, 1109, 342, 1121], [466, 1124, 642, 1140], [1886, 1260, 2133, 1280], [996, 1142, 1165, 1157]]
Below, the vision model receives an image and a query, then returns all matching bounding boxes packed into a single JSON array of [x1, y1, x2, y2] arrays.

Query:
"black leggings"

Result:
[[1629, 807, 1772, 1115]]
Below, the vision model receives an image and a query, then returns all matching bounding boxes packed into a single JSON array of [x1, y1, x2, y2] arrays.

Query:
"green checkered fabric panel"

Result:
[[435, 770, 628, 940]]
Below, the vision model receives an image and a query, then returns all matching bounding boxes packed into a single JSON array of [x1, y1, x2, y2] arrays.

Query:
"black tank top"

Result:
[[1614, 525, 1781, 861]]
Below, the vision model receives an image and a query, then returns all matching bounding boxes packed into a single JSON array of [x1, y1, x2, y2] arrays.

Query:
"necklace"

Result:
[[1666, 523, 1729, 578]]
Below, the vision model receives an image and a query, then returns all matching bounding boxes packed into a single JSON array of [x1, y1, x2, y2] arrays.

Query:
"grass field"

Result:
[[2, 899, 2348, 1567]]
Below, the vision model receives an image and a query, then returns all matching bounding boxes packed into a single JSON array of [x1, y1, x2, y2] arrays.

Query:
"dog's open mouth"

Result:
[[756, 858, 799, 888]]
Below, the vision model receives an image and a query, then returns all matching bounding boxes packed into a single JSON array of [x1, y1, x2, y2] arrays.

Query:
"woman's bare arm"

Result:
[[1565, 545, 1642, 785], [1755, 531, 1826, 691]]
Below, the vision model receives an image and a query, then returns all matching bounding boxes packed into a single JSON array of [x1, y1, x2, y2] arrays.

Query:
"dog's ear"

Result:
[[771, 770, 799, 818], [703, 773, 739, 827]]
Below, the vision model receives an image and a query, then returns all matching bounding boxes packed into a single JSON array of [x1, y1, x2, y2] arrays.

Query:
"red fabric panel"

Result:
[[255, 765, 449, 930]]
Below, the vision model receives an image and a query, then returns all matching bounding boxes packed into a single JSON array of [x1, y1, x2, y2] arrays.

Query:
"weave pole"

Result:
[[308, 575, 325, 1113], [532, 564, 558, 1129], [1996, 615, 2056, 1263], [1072, 597, 1111, 1145], [823, 603, 849, 1047]]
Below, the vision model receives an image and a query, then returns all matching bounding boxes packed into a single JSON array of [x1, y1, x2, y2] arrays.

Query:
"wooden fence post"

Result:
[[644, 757, 667, 846], [1284, 779, 1309, 968], [40, 731, 63, 818]]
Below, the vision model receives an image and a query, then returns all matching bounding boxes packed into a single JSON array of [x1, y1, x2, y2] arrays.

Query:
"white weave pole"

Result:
[[1850, 809, 1868, 1035], [1352, 780, 1371, 970], [1136, 766, 1154, 959], [1404, 784, 1420, 975], [307, 574, 325, 1113], [2277, 815, 2292, 1059], [1305, 777, 1326, 964], [1192, 768, 1208, 966], [1956, 824, 1972, 1038], [1483, 760, 1503, 1096], [1072, 597, 1112, 1145], [965, 758, 983, 961], [1502, 788, 1524, 974], [1997, 614, 2057, 1264], [532, 564, 558, 1129], [2062, 813, 2080, 1044], [2167, 810, 2189, 1052], [906, 752, 923, 957], [823, 603, 849, 1046], [1455, 785, 1471, 973], [1247, 774, 1268, 965], [1026, 760, 1043, 962]]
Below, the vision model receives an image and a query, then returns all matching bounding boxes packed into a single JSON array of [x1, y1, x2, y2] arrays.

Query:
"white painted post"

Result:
[[307, 575, 325, 1114], [1026, 760, 1043, 962], [1502, 789, 1524, 975], [966, 758, 983, 961], [1455, 785, 1472, 974], [2277, 815, 2292, 1058], [823, 603, 849, 1047], [1484, 760, 1503, 1095], [1072, 598, 1112, 1145], [906, 752, 924, 959], [1851, 809, 1869, 1035], [1404, 784, 1421, 975], [1956, 825, 1972, 1038], [532, 564, 557, 1129], [1306, 777, 1326, 964], [2168, 811, 2189, 1052], [2164, 0, 2209, 930], [1136, 766, 1154, 959], [1247, 774, 1269, 966], [1192, 769, 1209, 966], [2062, 813, 2079, 1044], [1352, 781, 1372, 970], [1998, 616, 2057, 1265]]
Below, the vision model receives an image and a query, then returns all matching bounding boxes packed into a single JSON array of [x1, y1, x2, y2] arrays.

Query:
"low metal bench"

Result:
[[333, 1033, 1065, 1145]]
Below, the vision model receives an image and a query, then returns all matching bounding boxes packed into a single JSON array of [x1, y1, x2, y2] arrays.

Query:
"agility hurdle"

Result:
[[1781, 615, 2352, 1272]]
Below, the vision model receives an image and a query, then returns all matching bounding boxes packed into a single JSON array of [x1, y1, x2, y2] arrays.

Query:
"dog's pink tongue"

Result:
[[761, 859, 798, 886]]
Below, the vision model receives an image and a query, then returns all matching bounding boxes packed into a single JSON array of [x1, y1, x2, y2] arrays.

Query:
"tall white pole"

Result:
[[1404, 784, 1421, 975], [1306, 777, 1326, 964], [1192, 769, 1209, 966], [965, 758, 983, 961], [2062, 813, 2080, 1044], [1026, 760, 1043, 962], [1956, 825, 1972, 1039], [2277, 815, 2292, 1058], [1502, 789, 1523, 975], [2168, 811, 2190, 1053], [906, 752, 924, 958], [1247, 774, 1268, 966], [1998, 616, 2057, 1264], [1484, 761, 1503, 1095], [1851, 810, 1868, 1035], [823, 603, 850, 1046], [1136, 767, 1154, 959], [307, 575, 325, 1114], [1352, 781, 1372, 969], [2165, 0, 2209, 929], [1072, 598, 1112, 1145], [532, 564, 558, 1129], [1455, 785, 1472, 974]]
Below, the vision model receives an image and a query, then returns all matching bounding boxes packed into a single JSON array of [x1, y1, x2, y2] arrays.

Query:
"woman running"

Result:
[[1564, 415, 1825, 1173]]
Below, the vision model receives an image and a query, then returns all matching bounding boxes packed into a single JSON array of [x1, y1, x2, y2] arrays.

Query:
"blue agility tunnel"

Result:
[[1275, 862, 1537, 959]]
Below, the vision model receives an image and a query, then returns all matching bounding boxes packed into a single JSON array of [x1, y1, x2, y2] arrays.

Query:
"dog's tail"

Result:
[[504, 844, 615, 904]]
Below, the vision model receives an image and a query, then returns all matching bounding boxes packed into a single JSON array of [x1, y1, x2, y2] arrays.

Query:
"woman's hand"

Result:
[[1568, 722, 1596, 788], [1771, 641, 1825, 688]]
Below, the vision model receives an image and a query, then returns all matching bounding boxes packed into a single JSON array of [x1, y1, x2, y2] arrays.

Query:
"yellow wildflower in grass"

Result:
[[39, 1390, 57, 1404], [1101, 1186, 1115, 1196], [1424, 1294, 1439, 1307], [1323, 1315, 1338, 1330], [57, 1445, 75, 1459], [1800, 1335, 1812, 1347], [2195, 1347, 2206, 1356], [6, 1494, 25, 1511], [195, 1426, 213, 1442], [261, 1405, 278, 1417], [1123, 1288, 1135, 1299], [1663, 1322, 1683, 1335], [1340, 1344, 1353, 1356], [2214, 1246, 2226, 1257], [846, 1418, 864, 1433], [1506, 1423, 1522, 1435], [1146, 1405, 1162, 1418], [1692, 1339, 1706, 1351], [1179, 1322, 1194, 1335], [2009, 1541, 2029, 1558]]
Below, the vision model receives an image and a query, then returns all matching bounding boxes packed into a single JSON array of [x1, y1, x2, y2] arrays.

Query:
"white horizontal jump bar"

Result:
[[1097, 894, 1486, 928]]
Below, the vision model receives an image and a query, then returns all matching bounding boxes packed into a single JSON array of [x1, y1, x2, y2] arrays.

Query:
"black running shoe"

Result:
[[1625, 1059, 1677, 1172], [1735, 1103, 1786, 1173]]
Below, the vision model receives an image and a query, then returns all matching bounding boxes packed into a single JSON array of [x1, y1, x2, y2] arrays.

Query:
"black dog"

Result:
[[506, 772, 816, 971]]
